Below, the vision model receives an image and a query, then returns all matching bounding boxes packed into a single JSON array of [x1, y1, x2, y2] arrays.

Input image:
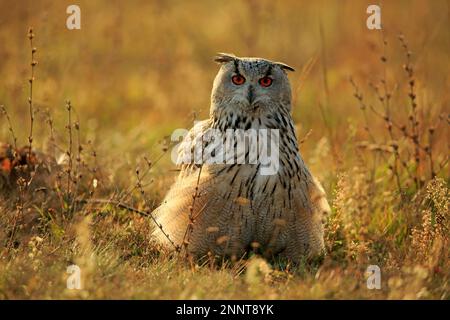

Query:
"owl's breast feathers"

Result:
[[152, 117, 329, 261]]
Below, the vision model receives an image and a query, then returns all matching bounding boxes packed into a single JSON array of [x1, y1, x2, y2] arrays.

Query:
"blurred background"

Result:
[[0, 0, 448, 185]]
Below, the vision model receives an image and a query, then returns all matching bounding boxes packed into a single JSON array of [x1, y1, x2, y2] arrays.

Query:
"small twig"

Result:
[[44, 108, 58, 158], [78, 198, 150, 216], [65, 100, 73, 199], [69, 107, 83, 213], [27, 27, 37, 162], [377, 38, 403, 195], [119, 139, 176, 203], [135, 167, 180, 251], [0, 105, 18, 150], [8, 177, 26, 248], [181, 164, 203, 257], [399, 34, 421, 189], [299, 129, 313, 146], [77, 197, 182, 253]]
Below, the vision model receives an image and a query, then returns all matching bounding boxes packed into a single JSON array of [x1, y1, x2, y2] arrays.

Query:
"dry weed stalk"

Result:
[[181, 164, 203, 260], [27, 27, 37, 162], [344, 35, 449, 275], [134, 165, 180, 252], [350, 35, 447, 197], [0, 105, 18, 150], [43, 109, 58, 159], [65, 100, 73, 197], [68, 107, 83, 213]]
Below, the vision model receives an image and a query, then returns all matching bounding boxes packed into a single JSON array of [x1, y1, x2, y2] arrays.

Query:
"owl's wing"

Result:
[[151, 166, 215, 248], [282, 174, 329, 260], [152, 119, 233, 250]]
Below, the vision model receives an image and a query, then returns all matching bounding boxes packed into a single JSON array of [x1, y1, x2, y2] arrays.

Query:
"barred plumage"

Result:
[[152, 54, 330, 262]]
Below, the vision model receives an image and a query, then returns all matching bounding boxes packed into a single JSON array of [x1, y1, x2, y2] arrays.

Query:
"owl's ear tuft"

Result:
[[214, 53, 237, 64], [275, 62, 295, 72]]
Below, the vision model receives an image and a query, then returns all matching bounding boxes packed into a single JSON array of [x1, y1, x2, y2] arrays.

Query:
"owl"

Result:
[[152, 53, 330, 262]]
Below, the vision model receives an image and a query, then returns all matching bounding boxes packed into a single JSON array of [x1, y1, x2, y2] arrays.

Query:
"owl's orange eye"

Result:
[[232, 75, 245, 85], [259, 76, 273, 87]]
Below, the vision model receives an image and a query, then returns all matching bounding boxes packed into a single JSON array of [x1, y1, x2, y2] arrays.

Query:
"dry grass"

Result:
[[0, 0, 449, 299]]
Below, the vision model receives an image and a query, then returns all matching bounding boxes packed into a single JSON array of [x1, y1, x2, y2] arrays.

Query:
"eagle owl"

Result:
[[152, 53, 330, 262]]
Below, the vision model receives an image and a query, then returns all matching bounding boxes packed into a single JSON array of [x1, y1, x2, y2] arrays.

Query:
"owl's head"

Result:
[[210, 53, 295, 123]]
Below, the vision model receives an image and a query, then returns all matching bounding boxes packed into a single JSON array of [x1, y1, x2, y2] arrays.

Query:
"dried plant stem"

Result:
[[135, 167, 179, 251], [65, 100, 73, 197], [399, 34, 422, 188], [9, 178, 26, 248], [181, 164, 203, 257], [85, 140, 99, 197], [436, 156, 448, 176], [0, 105, 18, 150], [70, 111, 83, 212], [120, 139, 176, 203], [379, 39, 403, 194], [121, 114, 202, 203], [299, 129, 313, 146], [27, 28, 37, 161], [349, 78, 388, 164], [351, 34, 443, 199], [427, 128, 435, 178], [79, 198, 150, 216], [44, 109, 58, 158]]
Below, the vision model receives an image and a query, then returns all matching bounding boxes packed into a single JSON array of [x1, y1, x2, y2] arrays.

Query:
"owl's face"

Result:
[[210, 54, 294, 128]]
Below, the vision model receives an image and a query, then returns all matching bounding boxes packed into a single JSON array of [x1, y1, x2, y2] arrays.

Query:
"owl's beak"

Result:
[[247, 85, 254, 105]]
